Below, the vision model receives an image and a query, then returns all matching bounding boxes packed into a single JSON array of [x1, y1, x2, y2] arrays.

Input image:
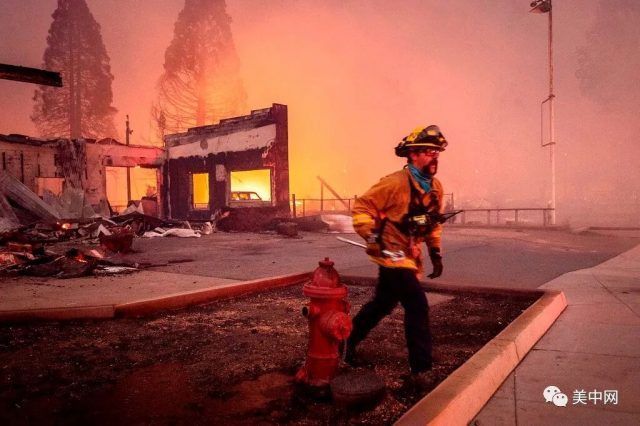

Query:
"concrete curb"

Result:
[[0, 305, 115, 322], [395, 290, 567, 426], [0, 272, 312, 323]]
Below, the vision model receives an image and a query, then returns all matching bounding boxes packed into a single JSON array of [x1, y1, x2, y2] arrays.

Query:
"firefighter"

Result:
[[345, 125, 447, 383]]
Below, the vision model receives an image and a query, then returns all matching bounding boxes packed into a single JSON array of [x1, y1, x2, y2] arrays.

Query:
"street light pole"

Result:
[[530, 0, 556, 225]]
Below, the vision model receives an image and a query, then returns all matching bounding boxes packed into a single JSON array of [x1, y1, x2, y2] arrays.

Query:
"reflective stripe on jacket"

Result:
[[352, 167, 443, 273]]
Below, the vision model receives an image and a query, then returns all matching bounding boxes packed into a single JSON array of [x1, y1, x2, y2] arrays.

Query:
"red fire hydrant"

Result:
[[295, 258, 352, 388]]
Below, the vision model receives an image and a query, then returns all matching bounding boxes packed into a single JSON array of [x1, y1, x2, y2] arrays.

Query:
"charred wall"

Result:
[[270, 104, 289, 211], [0, 135, 164, 214], [55, 139, 87, 189], [83, 141, 164, 209], [0, 137, 58, 194], [167, 149, 266, 220], [164, 103, 290, 227]]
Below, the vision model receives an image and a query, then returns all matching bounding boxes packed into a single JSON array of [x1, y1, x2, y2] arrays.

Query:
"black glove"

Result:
[[365, 233, 381, 257], [366, 242, 382, 257], [428, 247, 443, 279]]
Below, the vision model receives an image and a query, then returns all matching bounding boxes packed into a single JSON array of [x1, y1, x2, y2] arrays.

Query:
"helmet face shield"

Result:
[[419, 125, 442, 140], [395, 125, 448, 157]]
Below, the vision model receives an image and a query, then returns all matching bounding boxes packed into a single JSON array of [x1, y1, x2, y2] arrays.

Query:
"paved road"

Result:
[[124, 226, 639, 290]]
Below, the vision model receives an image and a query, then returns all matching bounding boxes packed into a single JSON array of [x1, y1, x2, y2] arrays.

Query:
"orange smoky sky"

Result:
[[1, 0, 639, 227]]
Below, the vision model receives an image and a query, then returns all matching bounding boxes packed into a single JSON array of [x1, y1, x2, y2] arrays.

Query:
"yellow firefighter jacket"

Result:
[[352, 167, 443, 274]]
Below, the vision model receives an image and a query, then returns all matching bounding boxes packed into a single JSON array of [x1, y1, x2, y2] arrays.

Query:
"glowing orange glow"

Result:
[[230, 169, 271, 201], [105, 167, 127, 211], [192, 173, 209, 208], [1, 3, 639, 227], [130, 168, 158, 198], [61, 223, 71, 230], [105, 167, 158, 212]]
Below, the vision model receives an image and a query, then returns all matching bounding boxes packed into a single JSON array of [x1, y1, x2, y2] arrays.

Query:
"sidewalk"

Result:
[[0, 271, 241, 310], [473, 243, 640, 425], [0, 271, 321, 321]]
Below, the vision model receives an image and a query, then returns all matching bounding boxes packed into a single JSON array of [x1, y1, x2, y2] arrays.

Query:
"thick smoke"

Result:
[[0, 0, 638, 226]]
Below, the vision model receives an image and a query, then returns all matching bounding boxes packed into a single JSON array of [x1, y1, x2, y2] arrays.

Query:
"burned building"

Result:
[[1, 104, 292, 230], [0, 134, 164, 221], [164, 103, 290, 229], [0, 135, 59, 197]]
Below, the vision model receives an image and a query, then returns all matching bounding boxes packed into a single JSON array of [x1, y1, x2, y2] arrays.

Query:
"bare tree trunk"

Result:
[[74, 50, 81, 138], [69, 26, 76, 138], [68, 13, 81, 139]]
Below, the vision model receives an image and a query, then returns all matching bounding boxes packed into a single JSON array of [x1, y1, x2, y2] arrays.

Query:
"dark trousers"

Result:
[[347, 266, 432, 373]]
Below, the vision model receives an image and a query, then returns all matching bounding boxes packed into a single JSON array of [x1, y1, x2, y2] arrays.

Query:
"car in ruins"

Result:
[[230, 191, 262, 201]]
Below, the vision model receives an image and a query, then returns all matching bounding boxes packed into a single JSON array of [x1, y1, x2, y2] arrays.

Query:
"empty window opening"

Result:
[[106, 166, 158, 213], [192, 173, 210, 209], [230, 169, 271, 203], [106, 167, 128, 212], [131, 167, 158, 199]]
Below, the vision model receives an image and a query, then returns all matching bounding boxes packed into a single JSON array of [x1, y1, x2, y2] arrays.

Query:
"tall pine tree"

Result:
[[153, 0, 247, 136], [32, 0, 117, 139]]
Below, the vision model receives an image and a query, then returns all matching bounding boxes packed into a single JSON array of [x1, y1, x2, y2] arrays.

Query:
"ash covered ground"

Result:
[[0, 281, 537, 425]]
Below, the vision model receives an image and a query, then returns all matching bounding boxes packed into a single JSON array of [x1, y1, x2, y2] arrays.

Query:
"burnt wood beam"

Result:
[[0, 64, 63, 87]]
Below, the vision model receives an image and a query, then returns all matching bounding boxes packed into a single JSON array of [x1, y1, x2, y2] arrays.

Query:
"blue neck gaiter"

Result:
[[408, 164, 432, 193]]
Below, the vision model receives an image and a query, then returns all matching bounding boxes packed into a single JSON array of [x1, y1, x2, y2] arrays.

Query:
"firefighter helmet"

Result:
[[395, 125, 448, 157]]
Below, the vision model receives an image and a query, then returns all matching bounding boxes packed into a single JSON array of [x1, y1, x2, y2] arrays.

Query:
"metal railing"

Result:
[[290, 194, 555, 227], [290, 196, 355, 218], [456, 208, 555, 226], [290, 193, 455, 219]]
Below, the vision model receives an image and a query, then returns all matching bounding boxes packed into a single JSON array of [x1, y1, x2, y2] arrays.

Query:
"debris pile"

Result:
[[0, 243, 109, 279], [0, 170, 212, 278], [0, 215, 210, 278]]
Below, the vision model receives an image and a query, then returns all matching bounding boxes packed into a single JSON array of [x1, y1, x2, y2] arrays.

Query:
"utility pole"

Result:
[[125, 115, 133, 204], [530, 0, 556, 225], [159, 110, 171, 218]]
